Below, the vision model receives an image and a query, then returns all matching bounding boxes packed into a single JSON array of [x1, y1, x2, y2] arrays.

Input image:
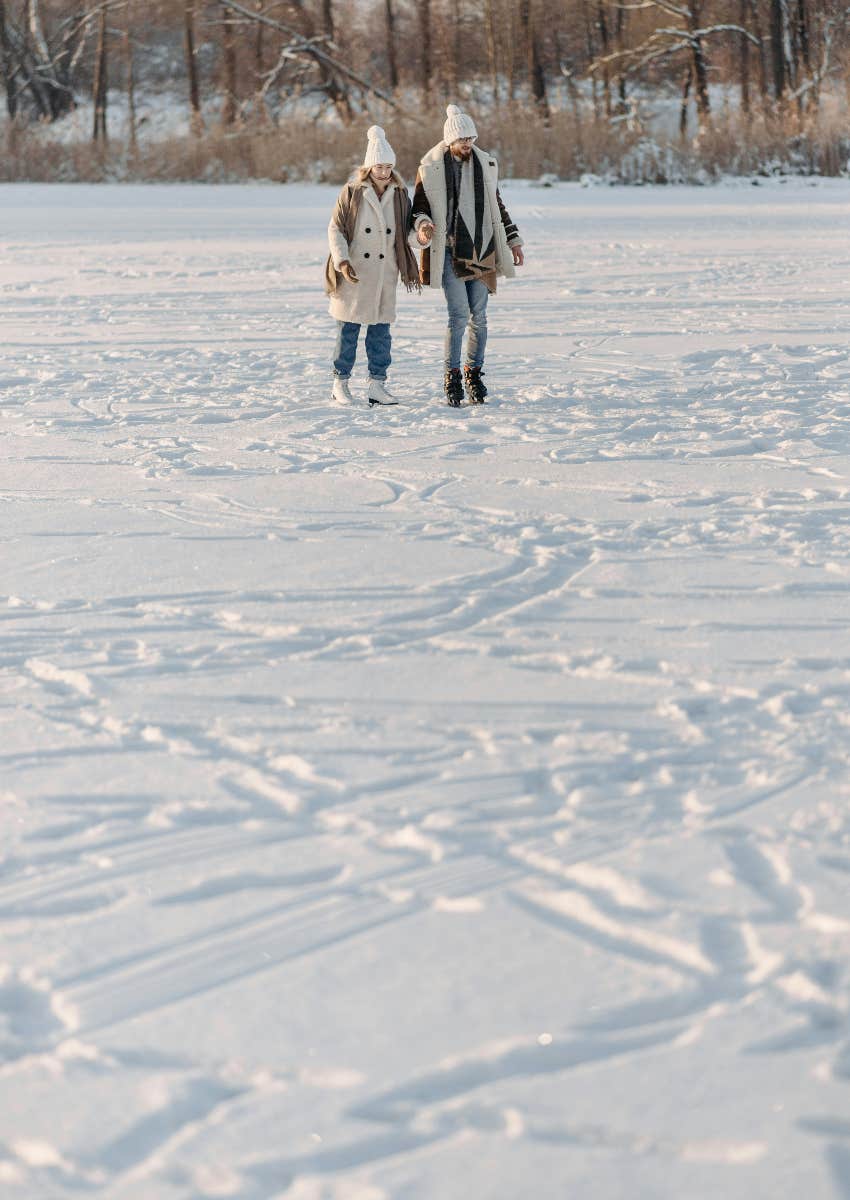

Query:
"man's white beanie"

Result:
[[443, 104, 477, 145], [363, 124, 396, 168]]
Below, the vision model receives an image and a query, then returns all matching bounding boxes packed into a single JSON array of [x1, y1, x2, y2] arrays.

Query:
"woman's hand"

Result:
[[339, 260, 359, 283], [416, 223, 434, 246]]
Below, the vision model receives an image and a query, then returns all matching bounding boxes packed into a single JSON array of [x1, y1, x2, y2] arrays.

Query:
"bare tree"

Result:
[[92, 6, 108, 142], [419, 0, 432, 96], [220, 0, 237, 123], [320, 0, 333, 40], [0, 0, 17, 119], [484, 0, 499, 103], [125, 0, 137, 151], [520, 0, 549, 112], [591, 0, 759, 126], [384, 0, 398, 90], [184, 0, 203, 133], [217, 0, 396, 119], [770, 0, 792, 97]]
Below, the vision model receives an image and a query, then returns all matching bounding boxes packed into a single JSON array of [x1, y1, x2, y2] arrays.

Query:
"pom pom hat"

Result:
[[363, 124, 396, 168], [443, 104, 478, 144]]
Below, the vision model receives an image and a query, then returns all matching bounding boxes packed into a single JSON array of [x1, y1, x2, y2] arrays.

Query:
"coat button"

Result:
[[386, 227, 391, 234], [364, 252, 370, 258], [379, 253, 384, 259], [365, 227, 371, 233]]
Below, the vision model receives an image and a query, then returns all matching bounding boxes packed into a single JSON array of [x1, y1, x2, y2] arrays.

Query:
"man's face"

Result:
[[450, 137, 475, 159]]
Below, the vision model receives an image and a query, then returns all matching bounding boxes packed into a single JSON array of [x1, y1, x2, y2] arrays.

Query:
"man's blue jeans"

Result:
[[333, 321, 392, 381], [442, 254, 489, 371]]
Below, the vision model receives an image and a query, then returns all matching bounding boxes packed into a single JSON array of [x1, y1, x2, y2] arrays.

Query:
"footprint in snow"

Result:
[[0, 967, 79, 1063]]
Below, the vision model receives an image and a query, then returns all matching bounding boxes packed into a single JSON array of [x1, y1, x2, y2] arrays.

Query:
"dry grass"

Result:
[[1, 100, 848, 184]]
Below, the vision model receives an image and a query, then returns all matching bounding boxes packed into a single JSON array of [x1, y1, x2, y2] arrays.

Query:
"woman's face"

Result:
[[370, 163, 393, 184]]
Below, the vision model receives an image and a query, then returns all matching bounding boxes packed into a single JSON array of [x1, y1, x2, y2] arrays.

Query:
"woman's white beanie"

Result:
[[363, 124, 396, 168], [443, 104, 478, 144]]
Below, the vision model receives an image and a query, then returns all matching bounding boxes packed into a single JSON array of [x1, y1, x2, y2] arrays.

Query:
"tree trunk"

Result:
[[418, 0, 431, 97], [794, 0, 810, 111], [485, 0, 499, 105], [321, 0, 334, 40], [770, 0, 787, 98], [596, 0, 612, 116], [450, 0, 460, 94], [738, 0, 751, 115], [255, 0, 264, 79], [125, 5, 137, 151], [520, 0, 548, 114], [795, 0, 810, 73], [184, 0, 203, 134], [26, 0, 75, 120], [686, 0, 710, 122], [221, 2, 238, 125], [0, 0, 17, 119], [748, 0, 770, 103], [92, 9, 108, 143], [615, 3, 628, 114], [26, 0, 50, 67], [582, 0, 601, 117], [690, 36, 710, 120], [505, 0, 519, 100], [384, 0, 398, 90], [679, 64, 691, 137]]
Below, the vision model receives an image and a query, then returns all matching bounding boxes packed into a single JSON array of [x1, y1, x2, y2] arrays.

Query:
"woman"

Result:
[[325, 126, 420, 406]]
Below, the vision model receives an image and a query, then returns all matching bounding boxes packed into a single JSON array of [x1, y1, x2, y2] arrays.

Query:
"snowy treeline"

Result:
[[1, 1, 849, 180]]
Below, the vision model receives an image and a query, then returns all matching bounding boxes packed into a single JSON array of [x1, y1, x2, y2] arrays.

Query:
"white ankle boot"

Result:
[[367, 378, 397, 406], [331, 376, 353, 403]]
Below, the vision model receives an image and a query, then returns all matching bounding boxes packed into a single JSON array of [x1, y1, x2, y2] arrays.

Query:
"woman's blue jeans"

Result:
[[333, 321, 392, 381], [442, 254, 489, 370]]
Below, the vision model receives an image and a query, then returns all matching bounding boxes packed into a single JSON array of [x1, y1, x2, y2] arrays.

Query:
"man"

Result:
[[412, 104, 524, 406]]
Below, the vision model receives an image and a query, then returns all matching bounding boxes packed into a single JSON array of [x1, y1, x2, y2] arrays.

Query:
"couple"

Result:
[[325, 105, 525, 409]]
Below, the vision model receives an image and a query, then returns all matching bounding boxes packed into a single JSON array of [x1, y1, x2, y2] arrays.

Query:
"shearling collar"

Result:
[[420, 141, 449, 168], [420, 142, 497, 171]]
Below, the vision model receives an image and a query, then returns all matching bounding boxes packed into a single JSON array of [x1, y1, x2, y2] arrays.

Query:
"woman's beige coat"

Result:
[[327, 180, 411, 325]]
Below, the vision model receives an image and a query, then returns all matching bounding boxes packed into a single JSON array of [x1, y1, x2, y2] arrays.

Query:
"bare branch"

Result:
[[217, 0, 398, 107]]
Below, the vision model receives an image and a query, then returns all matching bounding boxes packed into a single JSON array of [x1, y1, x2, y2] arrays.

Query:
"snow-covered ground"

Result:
[[2, 179, 850, 1199]]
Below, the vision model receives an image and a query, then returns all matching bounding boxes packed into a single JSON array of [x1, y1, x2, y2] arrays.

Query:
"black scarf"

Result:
[[444, 150, 496, 281]]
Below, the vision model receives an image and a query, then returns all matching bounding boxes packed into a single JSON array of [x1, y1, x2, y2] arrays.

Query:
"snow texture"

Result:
[[2, 178, 850, 1199]]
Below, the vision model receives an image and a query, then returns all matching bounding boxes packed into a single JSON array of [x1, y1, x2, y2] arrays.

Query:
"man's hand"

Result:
[[416, 222, 434, 246], [512, 246, 524, 267], [339, 260, 358, 283]]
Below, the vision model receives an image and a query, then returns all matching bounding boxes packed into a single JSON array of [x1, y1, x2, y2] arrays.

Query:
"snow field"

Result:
[[1, 179, 850, 1198]]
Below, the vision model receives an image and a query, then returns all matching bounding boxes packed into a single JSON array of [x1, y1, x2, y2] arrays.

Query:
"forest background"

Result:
[[1, 0, 849, 183]]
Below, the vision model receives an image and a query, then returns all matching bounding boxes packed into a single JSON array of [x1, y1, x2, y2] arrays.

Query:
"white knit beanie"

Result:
[[363, 124, 396, 168], [443, 104, 478, 145]]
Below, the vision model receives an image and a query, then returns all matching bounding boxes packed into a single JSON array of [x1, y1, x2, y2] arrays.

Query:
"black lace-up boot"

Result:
[[463, 365, 487, 404], [444, 367, 464, 407]]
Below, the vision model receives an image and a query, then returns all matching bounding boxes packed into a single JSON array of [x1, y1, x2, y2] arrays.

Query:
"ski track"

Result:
[[2, 181, 850, 1199]]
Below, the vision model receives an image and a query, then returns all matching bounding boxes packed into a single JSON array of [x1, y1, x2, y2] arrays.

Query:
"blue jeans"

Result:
[[442, 254, 489, 370], [333, 321, 392, 381]]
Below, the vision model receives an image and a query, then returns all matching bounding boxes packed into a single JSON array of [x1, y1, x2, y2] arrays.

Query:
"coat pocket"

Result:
[[324, 253, 342, 296]]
